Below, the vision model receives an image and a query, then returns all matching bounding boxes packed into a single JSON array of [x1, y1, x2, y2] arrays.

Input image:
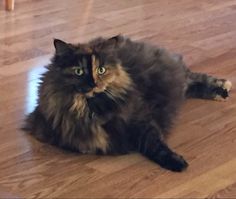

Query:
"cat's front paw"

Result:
[[214, 80, 232, 101], [158, 152, 188, 172]]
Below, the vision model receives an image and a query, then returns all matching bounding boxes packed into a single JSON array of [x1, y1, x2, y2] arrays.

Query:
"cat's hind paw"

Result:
[[214, 80, 232, 101]]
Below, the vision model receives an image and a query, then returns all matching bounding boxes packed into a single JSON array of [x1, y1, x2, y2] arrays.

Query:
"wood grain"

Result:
[[1, 0, 236, 198]]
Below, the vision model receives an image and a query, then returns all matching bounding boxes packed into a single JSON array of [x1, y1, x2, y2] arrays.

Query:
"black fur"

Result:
[[23, 35, 231, 172]]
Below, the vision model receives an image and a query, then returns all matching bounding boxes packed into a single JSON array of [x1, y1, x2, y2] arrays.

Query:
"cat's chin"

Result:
[[85, 87, 106, 98], [85, 91, 95, 98]]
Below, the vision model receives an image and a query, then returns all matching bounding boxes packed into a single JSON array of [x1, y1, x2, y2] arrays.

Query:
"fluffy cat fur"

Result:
[[23, 35, 232, 172]]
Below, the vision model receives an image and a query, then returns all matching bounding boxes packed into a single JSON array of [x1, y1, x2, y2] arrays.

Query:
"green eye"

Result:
[[97, 67, 106, 75], [74, 68, 83, 76]]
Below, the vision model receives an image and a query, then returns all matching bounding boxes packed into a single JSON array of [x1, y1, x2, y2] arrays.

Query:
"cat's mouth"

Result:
[[85, 86, 106, 98]]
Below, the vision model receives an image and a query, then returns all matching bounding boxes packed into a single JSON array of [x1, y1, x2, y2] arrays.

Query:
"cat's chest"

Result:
[[68, 94, 121, 154], [76, 121, 109, 154], [69, 96, 110, 153]]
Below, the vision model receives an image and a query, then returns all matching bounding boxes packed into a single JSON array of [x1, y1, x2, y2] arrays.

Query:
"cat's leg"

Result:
[[102, 117, 129, 155], [185, 70, 232, 100], [129, 121, 188, 172]]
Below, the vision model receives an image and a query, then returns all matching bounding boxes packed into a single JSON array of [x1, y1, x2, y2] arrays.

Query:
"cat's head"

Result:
[[50, 36, 131, 95], [48, 36, 132, 115]]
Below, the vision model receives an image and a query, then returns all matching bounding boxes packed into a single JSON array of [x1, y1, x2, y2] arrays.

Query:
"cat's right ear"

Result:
[[53, 39, 71, 55]]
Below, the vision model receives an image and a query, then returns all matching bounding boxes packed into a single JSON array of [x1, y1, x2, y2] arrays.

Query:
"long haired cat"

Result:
[[23, 35, 232, 172]]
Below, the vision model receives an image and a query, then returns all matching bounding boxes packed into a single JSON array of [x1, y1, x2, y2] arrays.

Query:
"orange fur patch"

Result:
[[70, 94, 88, 117]]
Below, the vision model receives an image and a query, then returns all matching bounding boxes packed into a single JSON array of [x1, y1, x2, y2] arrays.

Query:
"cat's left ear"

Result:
[[53, 39, 72, 55], [106, 35, 123, 47]]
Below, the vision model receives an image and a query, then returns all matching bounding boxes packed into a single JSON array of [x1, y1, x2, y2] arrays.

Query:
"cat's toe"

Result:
[[159, 153, 188, 172], [223, 80, 232, 92], [214, 89, 229, 101], [214, 95, 227, 101]]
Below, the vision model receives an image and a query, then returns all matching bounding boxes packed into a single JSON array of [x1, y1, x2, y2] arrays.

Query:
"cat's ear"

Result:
[[107, 35, 122, 46], [53, 39, 71, 55]]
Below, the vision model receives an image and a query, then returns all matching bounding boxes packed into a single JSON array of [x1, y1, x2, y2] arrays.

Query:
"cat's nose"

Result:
[[89, 81, 96, 88]]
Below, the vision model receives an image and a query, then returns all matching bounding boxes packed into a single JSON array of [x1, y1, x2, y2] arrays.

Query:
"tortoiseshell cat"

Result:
[[23, 35, 232, 172]]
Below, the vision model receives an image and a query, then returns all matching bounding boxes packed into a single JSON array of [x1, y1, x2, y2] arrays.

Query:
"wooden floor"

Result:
[[1, 0, 236, 198]]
